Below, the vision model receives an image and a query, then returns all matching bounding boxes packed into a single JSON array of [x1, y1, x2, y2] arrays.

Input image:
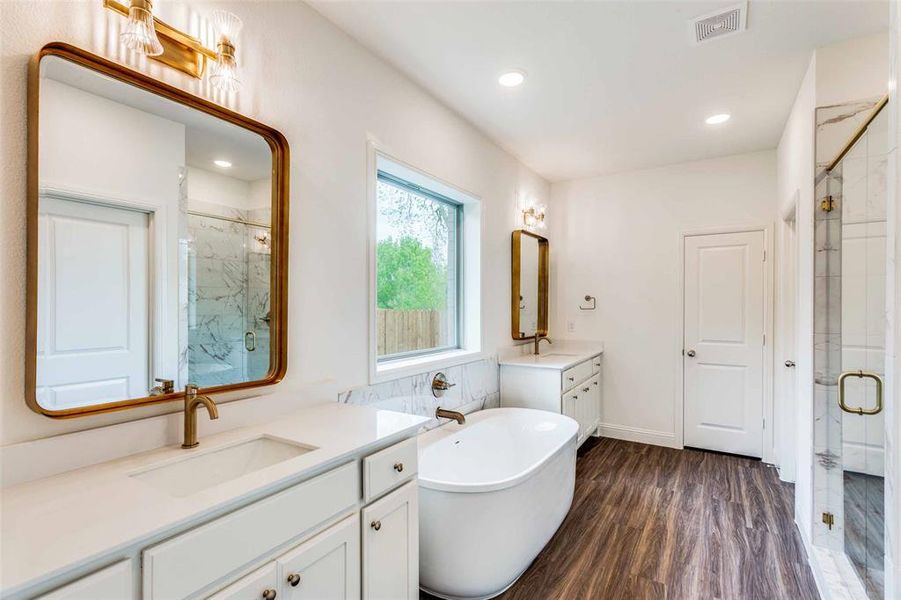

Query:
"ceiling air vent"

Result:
[[690, 2, 747, 45]]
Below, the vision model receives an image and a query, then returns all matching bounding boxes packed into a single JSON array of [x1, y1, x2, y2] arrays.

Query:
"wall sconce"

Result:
[[522, 205, 547, 230], [103, 0, 242, 92]]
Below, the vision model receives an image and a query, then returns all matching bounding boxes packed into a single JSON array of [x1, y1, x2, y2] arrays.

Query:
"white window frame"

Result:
[[367, 141, 482, 383]]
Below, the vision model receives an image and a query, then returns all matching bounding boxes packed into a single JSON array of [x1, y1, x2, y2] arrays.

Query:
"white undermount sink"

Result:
[[130, 436, 317, 497]]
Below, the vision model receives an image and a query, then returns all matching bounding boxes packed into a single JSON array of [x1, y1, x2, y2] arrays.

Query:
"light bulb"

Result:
[[120, 0, 164, 57], [209, 10, 243, 93]]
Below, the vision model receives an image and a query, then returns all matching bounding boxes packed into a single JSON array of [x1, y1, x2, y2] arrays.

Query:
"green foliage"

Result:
[[377, 237, 446, 310]]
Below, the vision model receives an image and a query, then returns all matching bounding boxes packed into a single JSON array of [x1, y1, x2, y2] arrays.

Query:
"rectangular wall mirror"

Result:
[[511, 229, 549, 340], [26, 43, 289, 417]]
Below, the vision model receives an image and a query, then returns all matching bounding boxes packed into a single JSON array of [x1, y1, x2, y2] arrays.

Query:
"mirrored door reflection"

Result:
[[836, 106, 887, 600]]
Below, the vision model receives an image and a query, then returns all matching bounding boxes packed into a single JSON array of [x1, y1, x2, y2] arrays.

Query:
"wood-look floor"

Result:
[[426, 438, 820, 600], [844, 471, 885, 600]]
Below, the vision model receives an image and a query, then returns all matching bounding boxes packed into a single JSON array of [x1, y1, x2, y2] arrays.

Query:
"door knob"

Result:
[[262, 590, 277, 600], [286, 573, 301, 587], [394, 462, 404, 472], [686, 350, 696, 357], [785, 360, 796, 368], [371, 520, 381, 531]]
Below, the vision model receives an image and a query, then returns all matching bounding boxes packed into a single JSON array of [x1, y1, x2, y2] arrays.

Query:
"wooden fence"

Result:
[[377, 309, 446, 356]]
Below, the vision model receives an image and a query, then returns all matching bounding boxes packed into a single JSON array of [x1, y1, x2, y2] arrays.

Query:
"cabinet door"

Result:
[[562, 388, 578, 427], [590, 373, 602, 434], [277, 514, 360, 600], [207, 563, 277, 600], [361, 480, 418, 600]]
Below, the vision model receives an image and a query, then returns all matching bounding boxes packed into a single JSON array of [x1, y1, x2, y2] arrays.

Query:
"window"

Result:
[[376, 170, 462, 361]]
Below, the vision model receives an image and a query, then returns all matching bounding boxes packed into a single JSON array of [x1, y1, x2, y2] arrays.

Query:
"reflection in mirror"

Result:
[[33, 52, 279, 414], [511, 230, 548, 340]]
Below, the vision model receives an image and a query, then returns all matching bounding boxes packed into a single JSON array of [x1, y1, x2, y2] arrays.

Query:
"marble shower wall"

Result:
[[183, 200, 272, 388], [813, 96, 884, 551], [338, 356, 500, 429]]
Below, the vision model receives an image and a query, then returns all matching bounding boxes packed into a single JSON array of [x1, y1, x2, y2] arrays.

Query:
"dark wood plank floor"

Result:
[[845, 471, 885, 600], [426, 437, 820, 600]]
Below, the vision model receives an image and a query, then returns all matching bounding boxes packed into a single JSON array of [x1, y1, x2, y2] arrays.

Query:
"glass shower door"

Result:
[[838, 105, 887, 600]]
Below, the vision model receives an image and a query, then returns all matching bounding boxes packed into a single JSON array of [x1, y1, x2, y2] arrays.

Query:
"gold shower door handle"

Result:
[[838, 370, 883, 416]]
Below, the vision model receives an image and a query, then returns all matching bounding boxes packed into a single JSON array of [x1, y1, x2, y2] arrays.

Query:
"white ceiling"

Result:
[[310, 0, 888, 182], [43, 56, 271, 182]]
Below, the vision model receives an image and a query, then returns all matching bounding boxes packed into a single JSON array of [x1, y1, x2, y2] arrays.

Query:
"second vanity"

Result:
[[0, 403, 428, 600], [499, 345, 604, 447]]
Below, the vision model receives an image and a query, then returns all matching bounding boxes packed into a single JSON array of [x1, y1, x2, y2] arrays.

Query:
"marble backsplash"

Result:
[[338, 356, 500, 429]]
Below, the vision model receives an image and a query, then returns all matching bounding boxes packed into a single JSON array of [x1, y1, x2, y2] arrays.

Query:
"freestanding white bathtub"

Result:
[[418, 407, 578, 600]]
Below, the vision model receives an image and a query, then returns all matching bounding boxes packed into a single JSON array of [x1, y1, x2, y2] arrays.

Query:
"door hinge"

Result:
[[820, 195, 835, 213], [822, 512, 835, 530], [763, 333, 766, 346], [763, 250, 767, 262], [762, 418, 766, 430]]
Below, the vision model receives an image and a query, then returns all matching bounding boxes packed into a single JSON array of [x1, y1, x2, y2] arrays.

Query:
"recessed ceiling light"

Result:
[[705, 113, 731, 125], [213, 159, 233, 168], [498, 70, 526, 87]]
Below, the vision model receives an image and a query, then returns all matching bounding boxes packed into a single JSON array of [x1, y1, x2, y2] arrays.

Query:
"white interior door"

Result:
[[37, 196, 150, 409], [684, 230, 765, 457]]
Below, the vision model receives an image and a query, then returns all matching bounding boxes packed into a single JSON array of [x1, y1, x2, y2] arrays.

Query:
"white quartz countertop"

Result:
[[498, 343, 604, 370], [0, 402, 428, 596]]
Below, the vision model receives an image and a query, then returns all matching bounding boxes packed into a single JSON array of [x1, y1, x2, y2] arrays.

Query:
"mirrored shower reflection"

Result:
[[183, 168, 271, 388]]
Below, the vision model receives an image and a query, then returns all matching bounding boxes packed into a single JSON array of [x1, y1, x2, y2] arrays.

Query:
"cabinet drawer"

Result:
[[562, 360, 593, 392], [38, 560, 133, 600], [363, 438, 417, 503], [207, 563, 277, 600], [591, 355, 602, 375], [143, 462, 359, 600]]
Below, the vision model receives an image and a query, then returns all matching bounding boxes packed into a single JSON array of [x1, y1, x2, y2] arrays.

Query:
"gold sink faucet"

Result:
[[182, 384, 219, 449], [533, 334, 552, 355]]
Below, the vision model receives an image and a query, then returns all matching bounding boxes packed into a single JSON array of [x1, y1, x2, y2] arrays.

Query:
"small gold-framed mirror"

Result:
[[26, 43, 289, 418], [511, 230, 549, 340]]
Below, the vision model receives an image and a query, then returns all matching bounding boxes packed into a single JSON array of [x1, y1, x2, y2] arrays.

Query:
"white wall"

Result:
[[186, 167, 252, 211], [816, 32, 889, 107], [0, 1, 548, 446], [550, 150, 777, 448], [776, 54, 816, 542]]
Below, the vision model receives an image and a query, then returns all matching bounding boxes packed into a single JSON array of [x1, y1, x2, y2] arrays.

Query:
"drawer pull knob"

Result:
[[262, 590, 277, 600], [394, 462, 404, 472], [287, 573, 301, 587], [371, 520, 382, 531], [583, 387, 590, 392], [594, 381, 598, 386]]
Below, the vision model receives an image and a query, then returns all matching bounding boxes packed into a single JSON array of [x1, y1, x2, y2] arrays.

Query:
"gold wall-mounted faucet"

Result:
[[182, 384, 219, 449]]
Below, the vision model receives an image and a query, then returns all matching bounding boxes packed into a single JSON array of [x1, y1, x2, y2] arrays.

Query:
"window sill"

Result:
[[372, 349, 485, 384]]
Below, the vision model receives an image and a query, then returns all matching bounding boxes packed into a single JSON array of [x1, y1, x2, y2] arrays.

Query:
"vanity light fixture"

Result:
[[103, 0, 242, 91], [522, 204, 546, 230], [209, 10, 243, 93], [498, 70, 526, 87], [119, 0, 164, 56], [705, 113, 731, 125], [213, 159, 233, 168]]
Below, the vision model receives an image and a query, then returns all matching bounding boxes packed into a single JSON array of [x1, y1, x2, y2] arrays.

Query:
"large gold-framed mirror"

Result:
[[26, 43, 289, 418], [511, 229, 549, 340]]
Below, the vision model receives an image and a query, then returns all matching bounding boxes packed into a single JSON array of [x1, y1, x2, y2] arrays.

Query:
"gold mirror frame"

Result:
[[26, 42, 290, 418], [511, 229, 549, 340]]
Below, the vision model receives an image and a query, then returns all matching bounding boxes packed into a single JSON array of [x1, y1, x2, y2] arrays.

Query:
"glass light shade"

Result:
[[120, 0, 164, 57], [210, 51, 241, 93], [210, 10, 243, 39], [209, 10, 242, 93]]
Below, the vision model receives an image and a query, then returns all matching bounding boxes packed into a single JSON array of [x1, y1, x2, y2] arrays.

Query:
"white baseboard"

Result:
[[597, 422, 679, 448]]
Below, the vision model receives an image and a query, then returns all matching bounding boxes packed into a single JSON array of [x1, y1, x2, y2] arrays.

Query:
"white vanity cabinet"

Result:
[[361, 481, 418, 600], [501, 352, 602, 447], [18, 435, 419, 600]]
